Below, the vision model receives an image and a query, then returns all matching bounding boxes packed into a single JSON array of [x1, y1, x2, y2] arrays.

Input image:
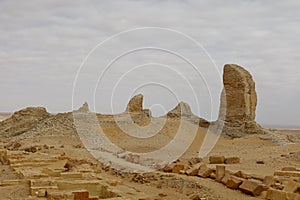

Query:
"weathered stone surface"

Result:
[[283, 180, 300, 193], [209, 156, 225, 164], [197, 164, 212, 178], [234, 171, 251, 179], [263, 176, 275, 187], [188, 157, 202, 165], [198, 118, 210, 128], [126, 94, 144, 113], [77, 102, 90, 113], [266, 189, 300, 200], [172, 164, 185, 174], [239, 180, 265, 196], [216, 165, 226, 182], [218, 64, 264, 137], [167, 102, 194, 118], [282, 167, 298, 171], [224, 175, 244, 189], [274, 171, 300, 177], [0, 149, 8, 164], [186, 163, 202, 176], [0, 107, 51, 138], [225, 157, 240, 164], [125, 94, 151, 124]]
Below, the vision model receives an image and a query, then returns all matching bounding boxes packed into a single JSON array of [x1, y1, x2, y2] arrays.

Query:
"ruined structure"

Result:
[[125, 94, 151, 124], [167, 102, 210, 128], [0, 107, 51, 138], [219, 64, 264, 137], [77, 102, 90, 113], [167, 102, 194, 118]]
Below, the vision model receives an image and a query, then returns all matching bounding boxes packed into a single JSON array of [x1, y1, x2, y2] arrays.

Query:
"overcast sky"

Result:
[[0, 0, 299, 127]]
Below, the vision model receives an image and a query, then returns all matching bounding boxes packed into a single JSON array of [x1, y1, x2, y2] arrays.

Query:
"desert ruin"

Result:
[[0, 64, 299, 200]]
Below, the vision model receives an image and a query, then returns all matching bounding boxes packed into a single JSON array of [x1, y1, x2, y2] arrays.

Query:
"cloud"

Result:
[[0, 0, 299, 127]]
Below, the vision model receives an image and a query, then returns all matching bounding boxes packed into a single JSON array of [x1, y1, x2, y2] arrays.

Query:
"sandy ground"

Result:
[[1, 129, 299, 200]]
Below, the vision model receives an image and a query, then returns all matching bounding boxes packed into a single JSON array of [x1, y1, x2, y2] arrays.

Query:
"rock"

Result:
[[216, 165, 226, 182], [167, 102, 194, 118], [256, 160, 265, 164], [197, 164, 212, 178], [221, 173, 230, 185], [0, 149, 8, 164], [126, 94, 144, 113], [274, 171, 300, 177], [224, 175, 244, 189], [225, 157, 240, 164], [249, 174, 265, 181], [172, 164, 185, 174], [6, 142, 21, 150], [0, 107, 51, 138], [35, 189, 47, 197], [209, 156, 225, 164], [24, 146, 38, 153], [218, 64, 264, 137], [188, 157, 202, 165], [239, 180, 265, 196], [77, 102, 89, 113], [234, 171, 251, 179], [186, 163, 202, 176], [189, 194, 201, 200], [272, 183, 284, 190], [158, 193, 167, 197], [263, 176, 275, 187], [125, 154, 140, 164], [283, 180, 300, 193], [163, 165, 173, 173], [198, 118, 210, 128], [266, 189, 300, 200], [125, 94, 151, 124], [282, 167, 298, 171]]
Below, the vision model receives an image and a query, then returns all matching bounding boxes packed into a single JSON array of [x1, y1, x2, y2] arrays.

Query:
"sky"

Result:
[[0, 0, 299, 128]]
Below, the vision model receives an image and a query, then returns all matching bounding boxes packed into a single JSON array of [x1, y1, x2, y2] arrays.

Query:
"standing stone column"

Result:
[[219, 64, 263, 137]]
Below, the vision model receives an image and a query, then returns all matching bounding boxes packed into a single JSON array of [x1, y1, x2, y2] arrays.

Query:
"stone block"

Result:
[[60, 172, 83, 179], [188, 157, 202, 165], [234, 171, 250, 179], [263, 176, 275, 187], [283, 180, 300, 193], [74, 191, 89, 200], [186, 163, 202, 176], [172, 164, 185, 174], [216, 165, 226, 182], [239, 180, 265, 196], [266, 189, 300, 200], [197, 164, 212, 178], [274, 171, 300, 177], [225, 175, 244, 189], [225, 157, 240, 164], [282, 167, 298, 171], [209, 156, 225, 164]]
